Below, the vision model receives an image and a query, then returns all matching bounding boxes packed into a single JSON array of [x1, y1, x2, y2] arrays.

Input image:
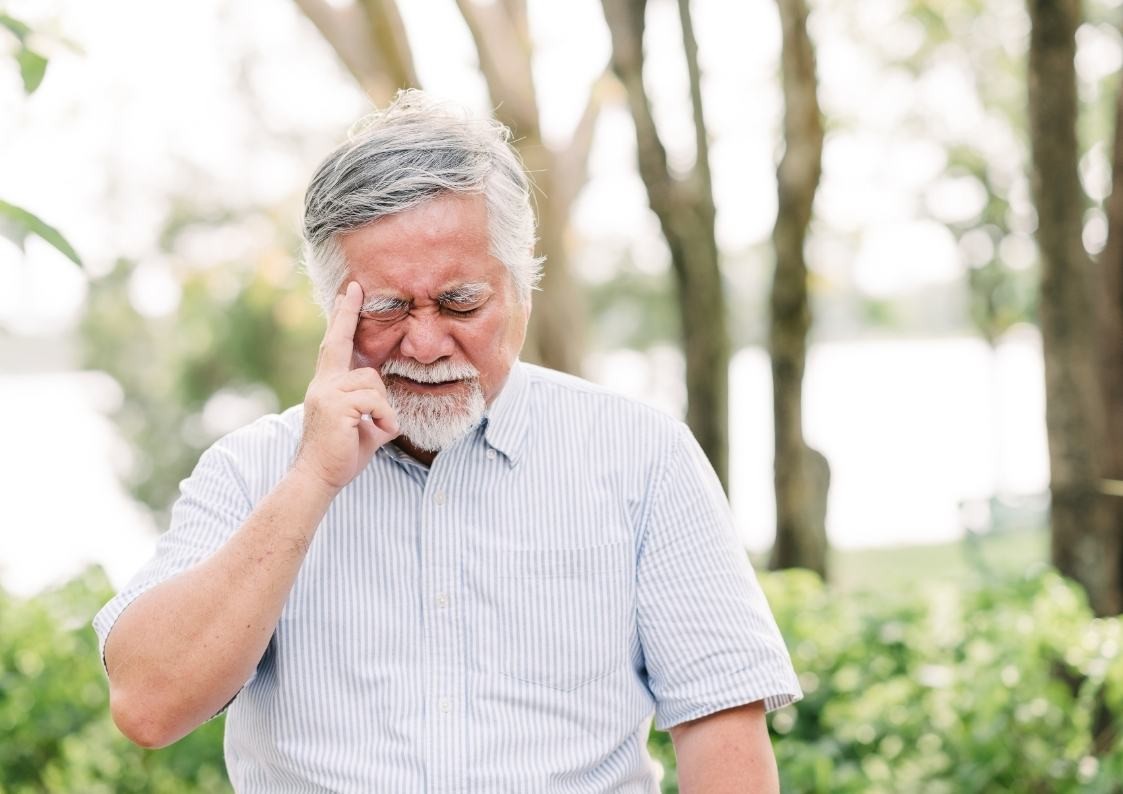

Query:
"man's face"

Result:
[[336, 193, 530, 454]]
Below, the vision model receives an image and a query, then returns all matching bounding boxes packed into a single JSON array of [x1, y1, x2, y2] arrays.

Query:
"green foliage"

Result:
[[0, 567, 229, 793], [5, 562, 1122, 791], [585, 265, 679, 351], [647, 566, 1123, 793], [0, 198, 82, 266], [0, 14, 81, 267], [79, 246, 323, 517], [1, 12, 48, 93]]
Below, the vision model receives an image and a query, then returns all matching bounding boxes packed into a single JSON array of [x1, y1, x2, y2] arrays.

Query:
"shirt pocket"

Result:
[[486, 541, 632, 692]]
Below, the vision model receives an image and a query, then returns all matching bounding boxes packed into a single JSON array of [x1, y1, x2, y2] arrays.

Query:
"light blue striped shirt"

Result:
[[94, 362, 801, 792]]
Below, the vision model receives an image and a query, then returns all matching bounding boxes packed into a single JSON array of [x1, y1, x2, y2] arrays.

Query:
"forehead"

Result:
[[337, 194, 506, 298]]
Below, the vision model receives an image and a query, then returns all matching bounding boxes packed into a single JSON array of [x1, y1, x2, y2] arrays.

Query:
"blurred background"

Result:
[[1, 0, 1122, 791]]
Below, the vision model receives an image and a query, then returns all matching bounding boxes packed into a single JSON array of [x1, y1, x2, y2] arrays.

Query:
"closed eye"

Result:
[[436, 283, 490, 317], [361, 310, 409, 323], [442, 304, 483, 317], [360, 297, 410, 322]]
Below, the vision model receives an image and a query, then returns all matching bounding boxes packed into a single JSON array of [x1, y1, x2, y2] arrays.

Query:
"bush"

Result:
[[653, 566, 1123, 794], [0, 567, 229, 794], [646, 568, 1123, 790], [5, 564, 1122, 792]]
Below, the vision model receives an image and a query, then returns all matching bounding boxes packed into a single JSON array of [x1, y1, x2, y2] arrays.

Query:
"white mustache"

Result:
[[380, 359, 479, 384]]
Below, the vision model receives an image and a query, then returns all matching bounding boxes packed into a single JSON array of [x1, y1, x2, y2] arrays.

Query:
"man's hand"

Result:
[[293, 281, 399, 491]]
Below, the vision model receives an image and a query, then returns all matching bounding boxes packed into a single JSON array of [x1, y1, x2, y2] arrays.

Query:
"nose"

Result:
[[398, 313, 456, 364]]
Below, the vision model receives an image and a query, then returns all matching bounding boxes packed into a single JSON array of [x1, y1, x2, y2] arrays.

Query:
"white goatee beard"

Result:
[[379, 359, 485, 453]]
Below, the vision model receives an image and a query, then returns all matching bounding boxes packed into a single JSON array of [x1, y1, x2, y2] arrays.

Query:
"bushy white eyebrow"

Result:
[[360, 295, 410, 315], [358, 283, 489, 315], [437, 282, 490, 304]]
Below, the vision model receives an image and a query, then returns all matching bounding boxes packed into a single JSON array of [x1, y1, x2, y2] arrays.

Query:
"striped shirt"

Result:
[[94, 361, 801, 792]]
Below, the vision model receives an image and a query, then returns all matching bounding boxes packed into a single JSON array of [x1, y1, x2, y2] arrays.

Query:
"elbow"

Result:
[[109, 687, 182, 749]]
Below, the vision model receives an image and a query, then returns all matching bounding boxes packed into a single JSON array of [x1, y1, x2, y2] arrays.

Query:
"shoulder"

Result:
[[195, 406, 304, 504], [521, 363, 686, 444], [210, 403, 304, 461]]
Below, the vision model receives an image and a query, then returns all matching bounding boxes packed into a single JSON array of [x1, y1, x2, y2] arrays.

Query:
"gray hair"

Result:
[[301, 89, 543, 310]]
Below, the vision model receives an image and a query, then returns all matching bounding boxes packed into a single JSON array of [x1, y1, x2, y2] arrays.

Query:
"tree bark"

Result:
[[293, 0, 417, 104], [1098, 48, 1123, 612], [601, 0, 730, 489], [768, 0, 829, 577], [1026, 0, 1120, 615]]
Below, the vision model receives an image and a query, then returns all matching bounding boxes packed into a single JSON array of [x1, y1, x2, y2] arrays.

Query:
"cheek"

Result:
[[352, 323, 397, 367], [465, 319, 508, 358]]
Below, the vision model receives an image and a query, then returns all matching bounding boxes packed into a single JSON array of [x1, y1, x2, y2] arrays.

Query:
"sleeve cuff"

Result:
[[654, 674, 804, 730]]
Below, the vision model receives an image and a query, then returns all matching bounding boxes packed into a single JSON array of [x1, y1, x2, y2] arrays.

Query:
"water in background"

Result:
[[2, 329, 1047, 595], [590, 326, 1048, 551]]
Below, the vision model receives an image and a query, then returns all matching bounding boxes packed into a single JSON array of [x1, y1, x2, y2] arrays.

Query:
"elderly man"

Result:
[[95, 90, 801, 793]]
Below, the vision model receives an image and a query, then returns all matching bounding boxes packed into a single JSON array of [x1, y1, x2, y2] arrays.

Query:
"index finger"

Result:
[[317, 281, 362, 374]]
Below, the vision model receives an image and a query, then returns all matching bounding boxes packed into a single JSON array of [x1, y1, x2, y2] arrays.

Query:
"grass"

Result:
[[753, 526, 1051, 595]]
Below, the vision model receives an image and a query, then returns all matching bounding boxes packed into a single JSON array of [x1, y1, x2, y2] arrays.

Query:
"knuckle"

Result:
[[305, 383, 328, 404]]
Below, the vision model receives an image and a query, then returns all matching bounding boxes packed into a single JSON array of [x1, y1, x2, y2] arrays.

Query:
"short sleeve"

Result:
[[636, 423, 802, 730], [92, 441, 255, 673]]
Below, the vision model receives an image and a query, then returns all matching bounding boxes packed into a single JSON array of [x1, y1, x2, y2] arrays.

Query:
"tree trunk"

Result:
[[601, 0, 730, 489], [1098, 51, 1123, 612], [1026, 0, 1120, 615], [768, 0, 829, 577]]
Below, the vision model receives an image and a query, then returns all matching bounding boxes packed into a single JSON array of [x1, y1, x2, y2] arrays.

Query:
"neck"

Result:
[[393, 437, 437, 466]]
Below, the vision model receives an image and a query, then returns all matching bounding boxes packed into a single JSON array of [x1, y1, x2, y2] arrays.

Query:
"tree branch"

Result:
[[453, 0, 539, 137], [602, 0, 679, 232], [355, 0, 420, 92], [499, 0, 530, 45], [293, 0, 397, 102], [677, 0, 713, 201], [554, 63, 616, 213]]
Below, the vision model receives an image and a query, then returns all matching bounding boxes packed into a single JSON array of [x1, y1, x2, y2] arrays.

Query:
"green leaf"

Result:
[[0, 199, 82, 265], [0, 13, 32, 42], [16, 46, 48, 93]]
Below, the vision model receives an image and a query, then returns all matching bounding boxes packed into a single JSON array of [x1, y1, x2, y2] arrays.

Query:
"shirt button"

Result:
[[436, 593, 449, 608], [433, 490, 447, 505], [486, 449, 497, 460], [438, 698, 451, 713]]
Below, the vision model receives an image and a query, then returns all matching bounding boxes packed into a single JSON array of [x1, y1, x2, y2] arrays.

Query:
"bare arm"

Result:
[[105, 469, 337, 747], [669, 701, 780, 794], [105, 282, 398, 748]]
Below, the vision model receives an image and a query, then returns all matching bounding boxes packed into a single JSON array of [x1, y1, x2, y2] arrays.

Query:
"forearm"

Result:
[[670, 701, 780, 794], [105, 468, 338, 747]]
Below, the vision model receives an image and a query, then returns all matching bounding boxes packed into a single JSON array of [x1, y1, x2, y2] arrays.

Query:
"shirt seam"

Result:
[[635, 422, 688, 562], [212, 439, 255, 511]]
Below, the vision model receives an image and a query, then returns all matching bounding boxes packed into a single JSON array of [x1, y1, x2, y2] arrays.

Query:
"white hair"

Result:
[[301, 89, 543, 311]]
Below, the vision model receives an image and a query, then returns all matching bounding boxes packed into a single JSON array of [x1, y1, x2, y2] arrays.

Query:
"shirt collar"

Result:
[[481, 359, 530, 467]]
